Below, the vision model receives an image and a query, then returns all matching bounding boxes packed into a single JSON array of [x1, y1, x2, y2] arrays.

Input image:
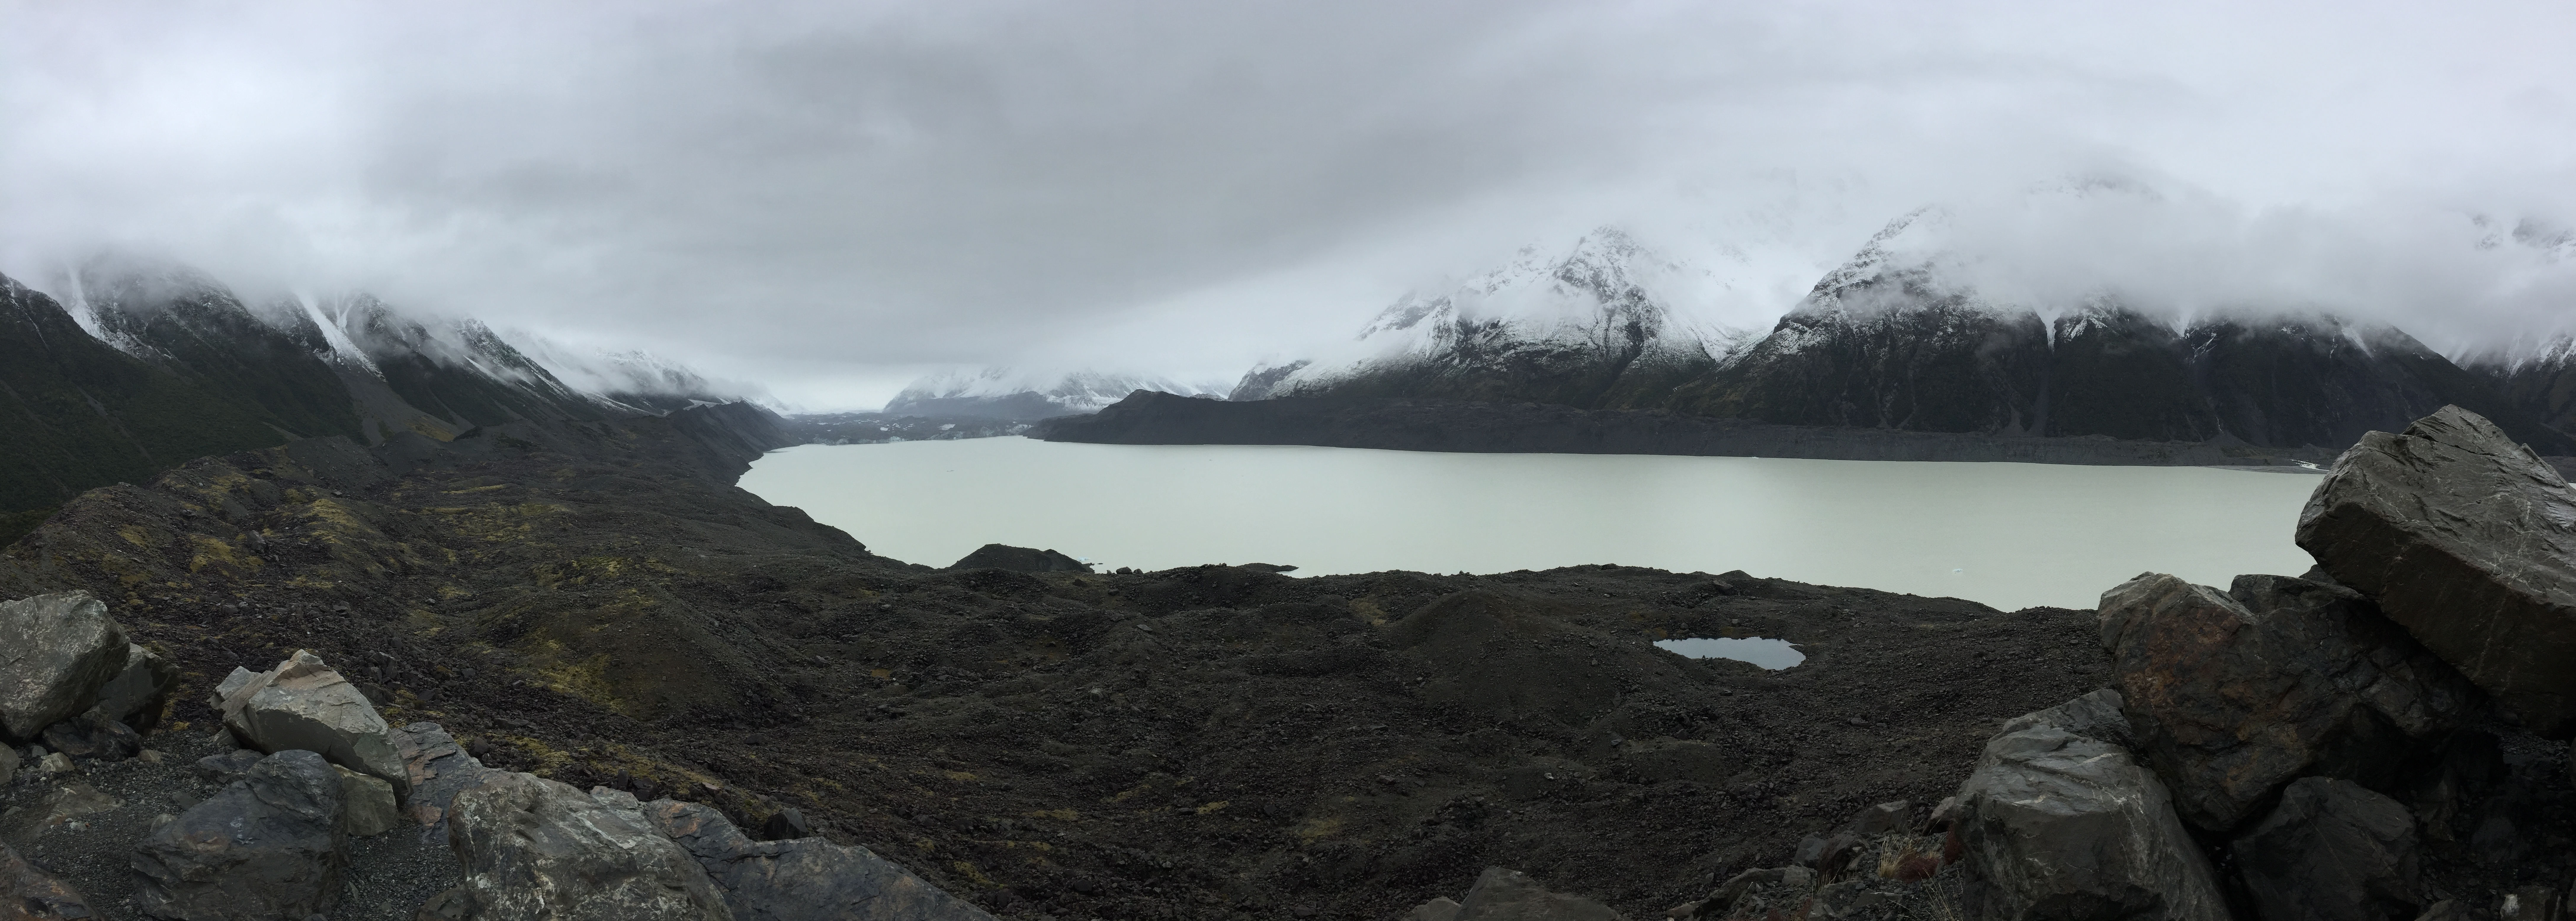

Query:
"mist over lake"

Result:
[[741, 438, 2322, 611]]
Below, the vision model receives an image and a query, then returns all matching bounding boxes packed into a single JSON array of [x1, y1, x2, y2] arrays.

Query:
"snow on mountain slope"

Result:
[[1238, 227, 1746, 406], [886, 368, 1224, 418], [509, 337, 761, 415]]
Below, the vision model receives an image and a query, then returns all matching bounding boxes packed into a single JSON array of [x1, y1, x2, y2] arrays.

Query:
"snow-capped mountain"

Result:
[[29, 254, 746, 443], [885, 368, 1225, 419], [52, 255, 373, 444], [2461, 332, 2576, 434], [1677, 211, 2572, 450], [1235, 227, 1742, 409]]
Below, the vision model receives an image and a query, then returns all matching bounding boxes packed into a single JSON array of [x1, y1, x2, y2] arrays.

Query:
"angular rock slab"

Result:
[[131, 749, 350, 921], [389, 721, 497, 827], [2296, 405, 2576, 736], [1953, 690, 2227, 921], [2232, 777, 2421, 921], [1452, 867, 1627, 921], [95, 642, 178, 730], [2099, 572, 2482, 830], [216, 650, 408, 795], [431, 772, 730, 921], [39, 707, 142, 761], [3, 842, 95, 920], [0, 591, 131, 739], [333, 764, 400, 837], [633, 795, 994, 921]]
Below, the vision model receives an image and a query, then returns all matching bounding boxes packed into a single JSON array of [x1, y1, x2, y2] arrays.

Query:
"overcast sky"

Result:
[[6, 1, 2575, 409]]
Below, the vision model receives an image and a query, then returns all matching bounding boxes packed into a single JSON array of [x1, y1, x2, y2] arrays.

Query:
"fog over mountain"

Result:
[[4, 1, 2574, 410]]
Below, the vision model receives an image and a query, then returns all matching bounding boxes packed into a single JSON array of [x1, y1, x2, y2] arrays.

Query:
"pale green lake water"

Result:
[[739, 437, 2323, 612]]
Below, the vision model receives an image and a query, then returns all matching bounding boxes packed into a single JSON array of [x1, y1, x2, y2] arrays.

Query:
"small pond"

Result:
[[1652, 636, 1806, 670]]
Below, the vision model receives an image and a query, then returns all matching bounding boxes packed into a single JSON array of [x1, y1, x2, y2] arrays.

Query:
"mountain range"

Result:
[[0, 257, 745, 541], [1237, 216, 2576, 455], [884, 367, 1225, 419]]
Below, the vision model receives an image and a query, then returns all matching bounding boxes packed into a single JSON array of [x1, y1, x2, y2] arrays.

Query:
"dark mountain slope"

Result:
[[2465, 338, 2576, 433], [0, 275, 299, 541], [71, 261, 367, 444], [1667, 286, 2053, 434], [339, 296, 610, 428], [1233, 215, 2571, 456], [1657, 215, 2575, 451]]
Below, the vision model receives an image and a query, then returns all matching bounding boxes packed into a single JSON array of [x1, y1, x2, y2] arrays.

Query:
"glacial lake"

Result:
[[739, 437, 2325, 612]]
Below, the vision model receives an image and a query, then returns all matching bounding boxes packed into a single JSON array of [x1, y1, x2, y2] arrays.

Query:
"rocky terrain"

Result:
[[5, 400, 2575, 920]]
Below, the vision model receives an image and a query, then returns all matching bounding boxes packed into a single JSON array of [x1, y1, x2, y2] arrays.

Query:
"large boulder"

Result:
[[2232, 777, 2421, 921], [2098, 572, 2482, 830], [627, 793, 995, 921], [213, 650, 408, 795], [2295, 405, 2576, 736], [0, 591, 131, 739], [3, 842, 94, 920], [1953, 690, 2227, 921], [131, 749, 350, 920], [421, 771, 731, 921]]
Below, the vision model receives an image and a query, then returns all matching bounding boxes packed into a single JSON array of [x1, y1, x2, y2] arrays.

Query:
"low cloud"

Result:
[[4, 1, 2572, 407]]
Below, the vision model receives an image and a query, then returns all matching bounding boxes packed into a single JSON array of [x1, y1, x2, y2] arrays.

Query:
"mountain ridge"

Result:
[[1241, 217, 2576, 455]]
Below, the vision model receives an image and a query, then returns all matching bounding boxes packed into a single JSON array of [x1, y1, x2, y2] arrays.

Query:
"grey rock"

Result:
[[36, 752, 72, 775], [637, 797, 992, 921], [95, 642, 178, 730], [2098, 572, 2480, 830], [1807, 882, 1886, 921], [2414, 901, 2468, 921], [2501, 888, 2561, 921], [1410, 896, 1465, 921], [333, 764, 400, 837], [1998, 686, 2133, 747], [2, 842, 95, 920], [0, 782, 122, 839], [193, 749, 264, 786], [215, 650, 407, 795], [2295, 405, 2576, 735], [0, 591, 132, 739], [1927, 795, 1965, 832], [2408, 732, 2504, 842], [1854, 800, 1911, 835], [0, 739, 16, 785], [433, 771, 730, 921], [39, 707, 141, 761], [757, 807, 811, 842], [2233, 777, 2421, 921], [131, 749, 350, 921], [389, 722, 497, 827], [1953, 689, 2227, 921], [1453, 867, 1626, 921], [1709, 867, 1785, 906]]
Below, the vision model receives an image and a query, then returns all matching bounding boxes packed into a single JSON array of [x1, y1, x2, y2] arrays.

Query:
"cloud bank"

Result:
[[4, 0, 2572, 407]]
